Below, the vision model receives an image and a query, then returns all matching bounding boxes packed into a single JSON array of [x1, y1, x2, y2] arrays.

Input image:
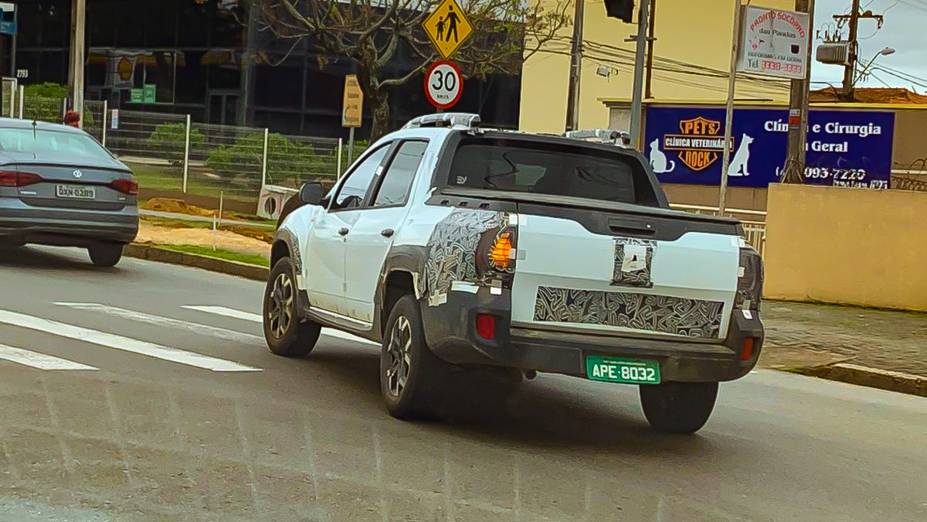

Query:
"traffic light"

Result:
[[603, 0, 635, 23]]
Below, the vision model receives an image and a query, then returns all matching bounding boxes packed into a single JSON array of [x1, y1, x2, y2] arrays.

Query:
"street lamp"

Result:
[[856, 47, 896, 84]]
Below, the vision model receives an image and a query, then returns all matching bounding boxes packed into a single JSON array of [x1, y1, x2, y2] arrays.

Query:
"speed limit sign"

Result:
[[424, 60, 463, 110]]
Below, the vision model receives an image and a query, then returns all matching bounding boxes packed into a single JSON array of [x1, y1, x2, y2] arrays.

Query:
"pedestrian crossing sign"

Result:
[[422, 0, 473, 59]]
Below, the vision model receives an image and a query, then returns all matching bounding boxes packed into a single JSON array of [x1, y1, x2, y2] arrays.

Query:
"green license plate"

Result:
[[585, 356, 661, 384]]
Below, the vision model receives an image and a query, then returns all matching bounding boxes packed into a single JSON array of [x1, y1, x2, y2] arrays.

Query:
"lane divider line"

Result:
[[0, 310, 261, 372], [0, 343, 98, 371], [184, 305, 379, 346], [55, 303, 263, 345]]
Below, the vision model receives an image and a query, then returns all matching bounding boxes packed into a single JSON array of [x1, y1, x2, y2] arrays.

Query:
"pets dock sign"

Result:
[[644, 106, 895, 189]]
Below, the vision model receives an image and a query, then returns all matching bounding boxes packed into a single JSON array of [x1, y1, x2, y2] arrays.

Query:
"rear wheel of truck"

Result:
[[639, 381, 719, 434], [380, 294, 450, 420]]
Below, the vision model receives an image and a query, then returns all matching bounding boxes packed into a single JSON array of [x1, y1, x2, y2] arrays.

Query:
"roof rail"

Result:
[[403, 113, 481, 129], [564, 129, 632, 147]]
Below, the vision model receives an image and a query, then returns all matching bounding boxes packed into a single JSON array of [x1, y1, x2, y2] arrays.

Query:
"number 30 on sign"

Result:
[[424, 60, 463, 110]]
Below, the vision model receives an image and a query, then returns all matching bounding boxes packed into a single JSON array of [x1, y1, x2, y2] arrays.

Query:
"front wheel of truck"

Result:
[[639, 381, 719, 434]]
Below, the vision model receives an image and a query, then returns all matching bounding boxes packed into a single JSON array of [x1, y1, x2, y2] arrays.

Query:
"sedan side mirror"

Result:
[[299, 182, 324, 206]]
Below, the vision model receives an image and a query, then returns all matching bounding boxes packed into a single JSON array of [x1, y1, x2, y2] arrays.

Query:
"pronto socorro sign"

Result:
[[644, 106, 895, 189]]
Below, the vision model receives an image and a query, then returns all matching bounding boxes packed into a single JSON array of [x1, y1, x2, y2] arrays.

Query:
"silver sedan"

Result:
[[0, 118, 138, 266]]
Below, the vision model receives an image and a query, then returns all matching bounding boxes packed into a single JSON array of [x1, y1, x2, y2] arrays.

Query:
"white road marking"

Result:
[[0, 343, 98, 371], [0, 310, 261, 372], [183, 305, 261, 323], [55, 303, 262, 345], [185, 305, 379, 346]]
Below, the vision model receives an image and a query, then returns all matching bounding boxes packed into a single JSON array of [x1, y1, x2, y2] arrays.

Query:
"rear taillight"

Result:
[[475, 314, 496, 340], [110, 178, 139, 195], [0, 171, 43, 187], [735, 247, 764, 310], [489, 231, 514, 271]]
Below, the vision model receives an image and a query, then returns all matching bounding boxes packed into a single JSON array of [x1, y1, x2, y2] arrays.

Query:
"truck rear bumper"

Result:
[[422, 290, 763, 383]]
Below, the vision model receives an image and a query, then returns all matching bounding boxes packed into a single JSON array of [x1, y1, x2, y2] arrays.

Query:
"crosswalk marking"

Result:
[[0, 310, 261, 372], [185, 305, 379, 346], [55, 303, 263, 345], [183, 305, 261, 323], [0, 343, 98, 371]]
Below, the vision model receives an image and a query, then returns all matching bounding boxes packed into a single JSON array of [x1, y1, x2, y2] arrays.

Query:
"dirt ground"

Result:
[[136, 222, 270, 258]]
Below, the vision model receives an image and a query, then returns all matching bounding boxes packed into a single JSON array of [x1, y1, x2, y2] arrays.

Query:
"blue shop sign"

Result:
[[644, 106, 894, 189]]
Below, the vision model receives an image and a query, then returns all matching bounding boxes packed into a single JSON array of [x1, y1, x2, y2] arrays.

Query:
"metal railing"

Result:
[[8, 94, 349, 207], [670, 203, 767, 257]]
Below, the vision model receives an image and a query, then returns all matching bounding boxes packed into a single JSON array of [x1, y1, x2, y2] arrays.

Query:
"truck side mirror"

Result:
[[299, 182, 324, 206]]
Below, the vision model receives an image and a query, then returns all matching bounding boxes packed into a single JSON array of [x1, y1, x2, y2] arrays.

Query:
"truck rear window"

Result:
[[448, 138, 659, 206]]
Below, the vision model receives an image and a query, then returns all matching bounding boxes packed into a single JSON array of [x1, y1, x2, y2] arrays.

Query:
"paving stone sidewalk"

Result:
[[759, 301, 927, 377]]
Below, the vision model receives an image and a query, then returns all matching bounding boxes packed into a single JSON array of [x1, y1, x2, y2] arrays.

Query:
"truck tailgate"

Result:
[[511, 206, 740, 340]]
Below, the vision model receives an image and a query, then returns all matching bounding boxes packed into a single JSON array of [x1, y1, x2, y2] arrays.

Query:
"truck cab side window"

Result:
[[372, 141, 428, 207], [332, 146, 390, 210]]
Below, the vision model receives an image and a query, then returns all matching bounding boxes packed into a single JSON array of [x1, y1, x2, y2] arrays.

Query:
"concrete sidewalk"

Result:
[[760, 301, 927, 377]]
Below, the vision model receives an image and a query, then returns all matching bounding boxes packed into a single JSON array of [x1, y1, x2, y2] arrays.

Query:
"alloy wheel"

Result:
[[385, 315, 413, 397], [268, 272, 294, 339]]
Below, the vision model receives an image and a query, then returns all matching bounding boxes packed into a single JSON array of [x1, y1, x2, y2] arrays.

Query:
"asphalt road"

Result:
[[0, 245, 925, 521]]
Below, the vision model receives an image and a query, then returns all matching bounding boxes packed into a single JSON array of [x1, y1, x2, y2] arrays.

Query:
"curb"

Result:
[[795, 363, 927, 397], [124, 244, 269, 282]]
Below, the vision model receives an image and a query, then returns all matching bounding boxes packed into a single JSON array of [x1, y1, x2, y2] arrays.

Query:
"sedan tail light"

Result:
[[109, 178, 139, 195], [0, 170, 43, 187]]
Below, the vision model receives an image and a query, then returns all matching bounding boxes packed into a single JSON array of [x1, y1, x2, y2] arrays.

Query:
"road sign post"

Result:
[[342, 74, 363, 164], [424, 60, 463, 110]]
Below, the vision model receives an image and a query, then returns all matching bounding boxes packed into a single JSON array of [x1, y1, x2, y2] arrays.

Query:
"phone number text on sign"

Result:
[[424, 60, 464, 110]]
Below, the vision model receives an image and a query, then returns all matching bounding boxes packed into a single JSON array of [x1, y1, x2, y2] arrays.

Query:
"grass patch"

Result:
[[158, 244, 270, 267]]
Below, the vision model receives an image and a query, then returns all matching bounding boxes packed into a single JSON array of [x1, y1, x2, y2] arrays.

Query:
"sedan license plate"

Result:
[[56, 184, 96, 200], [585, 356, 661, 384]]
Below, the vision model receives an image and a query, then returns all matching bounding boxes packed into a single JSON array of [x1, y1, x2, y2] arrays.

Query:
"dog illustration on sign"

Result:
[[727, 134, 753, 177], [648, 139, 676, 174]]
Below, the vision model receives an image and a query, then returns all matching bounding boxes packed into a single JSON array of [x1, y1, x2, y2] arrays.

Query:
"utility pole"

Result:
[[780, 0, 816, 184], [565, 0, 585, 131], [68, 0, 86, 127], [718, 0, 743, 214], [644, 0, 656, 100], [839, 0, 860, 97], [628, 0, 650, 149], [833, 0, 884, 100]]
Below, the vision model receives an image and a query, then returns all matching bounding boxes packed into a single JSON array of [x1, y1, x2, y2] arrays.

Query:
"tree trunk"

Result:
[[369, 90, 391, 141]]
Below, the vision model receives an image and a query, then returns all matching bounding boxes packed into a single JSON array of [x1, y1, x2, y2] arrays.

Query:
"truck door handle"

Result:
[[380, 228, 395, 238], [338, 227, 350, 236]]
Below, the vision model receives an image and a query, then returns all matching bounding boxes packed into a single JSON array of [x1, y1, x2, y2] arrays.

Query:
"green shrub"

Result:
[[24, 82, 68, 99], [147, 123, 205, 168], [206, 132, 341, 185]]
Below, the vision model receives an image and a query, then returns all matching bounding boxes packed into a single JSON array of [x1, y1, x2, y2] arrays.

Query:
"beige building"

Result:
[[520, 0, 795, 133]]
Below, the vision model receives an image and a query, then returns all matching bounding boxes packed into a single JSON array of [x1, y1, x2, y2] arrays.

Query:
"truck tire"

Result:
[[88, 243, 124, 267], [263, 256, 321, 357], [380, 294, 450, 420], [639, 381, 719, 434]]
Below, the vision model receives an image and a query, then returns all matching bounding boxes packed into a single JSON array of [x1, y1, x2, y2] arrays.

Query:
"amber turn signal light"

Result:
[[489, 232, 513, 271]]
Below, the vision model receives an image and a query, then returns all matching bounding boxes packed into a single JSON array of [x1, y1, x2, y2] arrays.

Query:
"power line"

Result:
[[870, 66, 927, 88]]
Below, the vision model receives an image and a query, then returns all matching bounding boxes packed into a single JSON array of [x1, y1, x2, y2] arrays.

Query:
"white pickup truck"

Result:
[[264, 113, 764, 434]]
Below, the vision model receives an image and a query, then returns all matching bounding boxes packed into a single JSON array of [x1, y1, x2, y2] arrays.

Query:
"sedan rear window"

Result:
[[0, 128, 114, 162], [448, 138, 659, 206]]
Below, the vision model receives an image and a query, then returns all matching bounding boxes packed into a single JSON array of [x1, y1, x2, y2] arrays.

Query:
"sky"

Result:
[[810, 0, 927, 92]]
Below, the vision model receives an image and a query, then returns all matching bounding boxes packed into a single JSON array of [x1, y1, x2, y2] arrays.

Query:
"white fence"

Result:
[[3, 92, 351, 205], [670, 203, 767, 257]]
